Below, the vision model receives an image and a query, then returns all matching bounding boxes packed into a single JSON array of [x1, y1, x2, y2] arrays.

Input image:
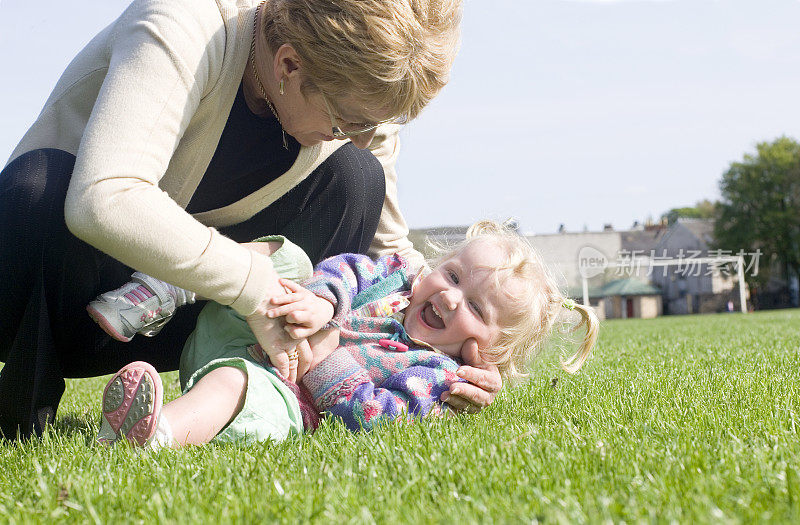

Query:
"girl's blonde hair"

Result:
[[262, 0, 462, 121], [430, 220, 599, 378]]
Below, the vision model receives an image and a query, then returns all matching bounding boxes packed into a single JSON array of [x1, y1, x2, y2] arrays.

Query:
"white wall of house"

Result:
[[637, 296, 662, 318]]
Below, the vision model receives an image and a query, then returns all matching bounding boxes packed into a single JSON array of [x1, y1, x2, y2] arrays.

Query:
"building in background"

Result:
[[649, 219, 742, 315]]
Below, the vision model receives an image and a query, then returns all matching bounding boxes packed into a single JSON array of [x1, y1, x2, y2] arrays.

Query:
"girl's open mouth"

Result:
[[421, 301, 445, 329]]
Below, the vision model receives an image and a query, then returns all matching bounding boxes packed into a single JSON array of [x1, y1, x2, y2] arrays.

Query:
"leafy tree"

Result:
[[662, 199, 717, 225], [714, 136, 800, 303]]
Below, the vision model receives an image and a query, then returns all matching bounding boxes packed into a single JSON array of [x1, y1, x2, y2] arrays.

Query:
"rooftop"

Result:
[[601, 278, 662, 296]]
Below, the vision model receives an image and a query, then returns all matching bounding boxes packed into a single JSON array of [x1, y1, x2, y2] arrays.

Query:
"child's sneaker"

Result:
[[97, 361, 163, 447], [87, 272, 194, 342]]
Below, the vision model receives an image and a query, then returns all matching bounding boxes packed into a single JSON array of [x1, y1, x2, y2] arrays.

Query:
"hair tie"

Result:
[[562, 298, 576, 310]]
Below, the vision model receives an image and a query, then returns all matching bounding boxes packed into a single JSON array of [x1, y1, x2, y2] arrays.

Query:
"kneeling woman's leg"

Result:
[[220, 142, 386, 264], [0, 150, 201, 438]]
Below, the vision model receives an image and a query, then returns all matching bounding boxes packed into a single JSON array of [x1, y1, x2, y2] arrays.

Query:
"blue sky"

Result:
[[2, 0, 799, 234]]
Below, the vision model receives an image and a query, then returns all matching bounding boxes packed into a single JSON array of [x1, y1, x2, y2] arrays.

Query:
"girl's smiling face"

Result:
[[403, 239, 521, 358]]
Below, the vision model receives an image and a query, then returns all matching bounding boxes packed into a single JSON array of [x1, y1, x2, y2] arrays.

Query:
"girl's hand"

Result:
[[293, 339, 313, 382], [440, 338, 502, 413], [267, 279, 335, 339], [305, 328, 340, 371], [277, 329, 339, 383]]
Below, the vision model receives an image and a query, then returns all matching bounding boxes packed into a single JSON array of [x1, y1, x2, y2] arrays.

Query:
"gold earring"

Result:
[[279, 79, 285, 95]]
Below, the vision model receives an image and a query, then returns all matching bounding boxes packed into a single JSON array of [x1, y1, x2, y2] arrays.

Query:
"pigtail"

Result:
[[559, 301, 599, 374]]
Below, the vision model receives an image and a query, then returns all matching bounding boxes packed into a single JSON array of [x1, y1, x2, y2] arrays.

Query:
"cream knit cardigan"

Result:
[[6, 0, 420, 316]]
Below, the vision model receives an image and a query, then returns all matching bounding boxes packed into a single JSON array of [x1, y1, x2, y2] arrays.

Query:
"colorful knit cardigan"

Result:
[[295, 253, 464, 432]]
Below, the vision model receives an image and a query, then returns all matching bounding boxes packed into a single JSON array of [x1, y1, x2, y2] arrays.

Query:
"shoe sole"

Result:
[[87, 304, 133, 343], [98, 361, 163, 446]]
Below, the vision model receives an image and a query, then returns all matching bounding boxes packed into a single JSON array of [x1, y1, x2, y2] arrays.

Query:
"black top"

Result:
[[186, 84, 301, 214]]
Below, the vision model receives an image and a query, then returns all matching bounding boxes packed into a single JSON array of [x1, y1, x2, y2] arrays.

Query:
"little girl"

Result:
[[90, 220, 598, 448]]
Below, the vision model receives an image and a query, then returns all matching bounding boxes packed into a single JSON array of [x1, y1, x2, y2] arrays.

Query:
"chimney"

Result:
[[503, 217, 520, 233]]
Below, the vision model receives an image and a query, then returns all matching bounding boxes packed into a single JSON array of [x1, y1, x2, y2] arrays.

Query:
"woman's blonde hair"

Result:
[[429, 220, 599, 378], [261, 0, 462, 121]]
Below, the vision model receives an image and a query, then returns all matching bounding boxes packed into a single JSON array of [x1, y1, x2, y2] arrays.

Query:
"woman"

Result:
[[0, 0, 500, 439]]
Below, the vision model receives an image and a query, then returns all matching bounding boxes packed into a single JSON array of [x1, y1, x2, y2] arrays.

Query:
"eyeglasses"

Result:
[[320, 93, 407, 138]]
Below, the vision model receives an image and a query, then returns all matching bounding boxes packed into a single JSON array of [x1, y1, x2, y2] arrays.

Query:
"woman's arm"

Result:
[[63, 0, 277, 317], [366, 124, 426, 271]]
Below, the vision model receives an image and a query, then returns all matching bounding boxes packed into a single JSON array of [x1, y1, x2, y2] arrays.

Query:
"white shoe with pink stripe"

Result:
[[87, 272, 194, 342]]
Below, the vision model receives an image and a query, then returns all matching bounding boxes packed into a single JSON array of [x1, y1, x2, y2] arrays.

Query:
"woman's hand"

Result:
[[259, 328, 339, 383], [241, 242, 314, 380], [440, 338, 502, 413], [267, 278, 335, 339], [245, 309, 300, 380]]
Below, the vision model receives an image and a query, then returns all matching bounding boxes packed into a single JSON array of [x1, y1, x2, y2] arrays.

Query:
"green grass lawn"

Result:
[[1, 310, 799, 523]]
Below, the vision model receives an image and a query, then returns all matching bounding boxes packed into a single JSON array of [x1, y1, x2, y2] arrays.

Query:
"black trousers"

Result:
[[0, 145, 385, 438]]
